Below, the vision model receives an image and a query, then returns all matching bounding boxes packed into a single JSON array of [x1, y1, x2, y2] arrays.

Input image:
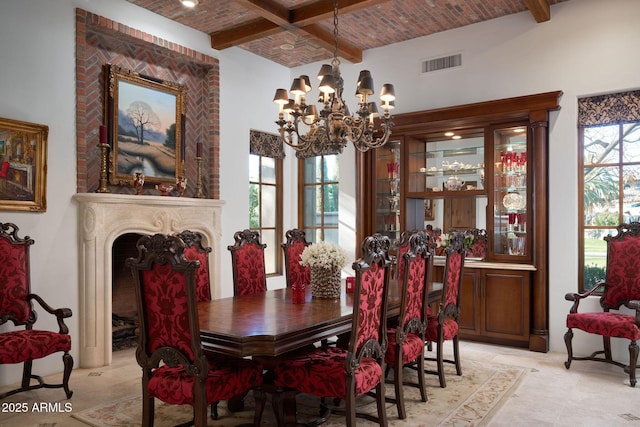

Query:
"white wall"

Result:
[[1, 0, 639, 387]]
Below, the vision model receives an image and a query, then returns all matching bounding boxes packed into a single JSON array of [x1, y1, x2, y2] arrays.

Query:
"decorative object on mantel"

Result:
[[155, 183, 173, 196], [133, 172, 144, 195], [194, 142, 205, 198], [272, 0, 395, 156], [300, 241, 347, 299], [96, 125, 110, 194], [176, 175, 187, 197]]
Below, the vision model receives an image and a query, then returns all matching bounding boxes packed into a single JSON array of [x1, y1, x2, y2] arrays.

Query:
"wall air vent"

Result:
[[421, 53, 462, 73]]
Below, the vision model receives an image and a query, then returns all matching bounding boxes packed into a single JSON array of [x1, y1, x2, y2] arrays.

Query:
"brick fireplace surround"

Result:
[[74, 10, 223, 368]]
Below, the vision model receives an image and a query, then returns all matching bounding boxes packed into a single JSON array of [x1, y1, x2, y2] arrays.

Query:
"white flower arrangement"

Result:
[[299, 241, 348, 270]]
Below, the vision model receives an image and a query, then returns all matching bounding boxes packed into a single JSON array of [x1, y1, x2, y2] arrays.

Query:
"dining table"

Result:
[[197, 279, 443, 358]]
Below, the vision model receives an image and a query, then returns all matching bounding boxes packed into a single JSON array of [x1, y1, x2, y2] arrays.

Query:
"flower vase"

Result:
[[310, 267, 341, 299]]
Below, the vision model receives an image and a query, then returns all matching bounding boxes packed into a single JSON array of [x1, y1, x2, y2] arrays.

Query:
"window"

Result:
[[300, 154, 339, 245], [578, 91, 640, 291], [249, 131, 284, 276]]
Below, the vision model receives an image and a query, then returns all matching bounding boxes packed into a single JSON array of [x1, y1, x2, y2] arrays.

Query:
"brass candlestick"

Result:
[[96, 143, 111, 193], [194, 156, 205, 198]]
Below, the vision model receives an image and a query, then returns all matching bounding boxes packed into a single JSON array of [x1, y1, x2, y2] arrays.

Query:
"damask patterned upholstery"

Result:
[[281, 228, 311, 288], [564, 222, 640, 387], [424, 232, 466, 388], [173, 230, 212, 302], [273, 234, 392, 426], [127, 234, 264, 426], [227, 229, 267, 296], [394, 230, 413, 284], [385, 231, 432, 419], [0, 222, 73, 400]]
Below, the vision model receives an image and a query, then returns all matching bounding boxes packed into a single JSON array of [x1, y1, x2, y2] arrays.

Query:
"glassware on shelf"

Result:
[[389, 178, 399, 194], [507, 235, 526, 256], [386, 161, 399, 179], [389, 194, 399, 211]]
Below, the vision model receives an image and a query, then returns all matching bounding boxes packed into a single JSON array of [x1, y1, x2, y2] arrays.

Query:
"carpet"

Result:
[[72, 360, 527, 427]]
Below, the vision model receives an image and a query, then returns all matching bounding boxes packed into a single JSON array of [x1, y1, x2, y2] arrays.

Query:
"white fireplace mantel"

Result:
[[73, 193, 225, 368]]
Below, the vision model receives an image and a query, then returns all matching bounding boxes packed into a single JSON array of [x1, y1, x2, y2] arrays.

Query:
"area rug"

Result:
[[72, 360, 527, 426]]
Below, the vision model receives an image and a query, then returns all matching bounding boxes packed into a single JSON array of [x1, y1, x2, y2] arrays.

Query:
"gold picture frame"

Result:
[[0, 117, 48, 212], [105, 64, 186, 186]]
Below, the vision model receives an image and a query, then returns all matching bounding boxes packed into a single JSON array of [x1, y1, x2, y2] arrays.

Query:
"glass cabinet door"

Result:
[[492, 125, 528, 258], [375, 140, 401, 245]]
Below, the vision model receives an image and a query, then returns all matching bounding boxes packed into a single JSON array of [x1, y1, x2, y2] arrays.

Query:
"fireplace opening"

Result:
[[112, 233, 142, 351]]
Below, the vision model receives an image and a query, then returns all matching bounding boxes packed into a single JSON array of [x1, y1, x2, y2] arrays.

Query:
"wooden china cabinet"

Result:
[[357, 91, 562, 352]]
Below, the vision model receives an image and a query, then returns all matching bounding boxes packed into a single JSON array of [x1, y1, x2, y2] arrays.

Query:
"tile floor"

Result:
[[0, 341, 638, 426]]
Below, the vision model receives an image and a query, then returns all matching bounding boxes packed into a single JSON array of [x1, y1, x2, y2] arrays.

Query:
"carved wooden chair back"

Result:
[[173, 230, 212, 302], [281, 228, 311, 288], [227, 229, 267, 296]]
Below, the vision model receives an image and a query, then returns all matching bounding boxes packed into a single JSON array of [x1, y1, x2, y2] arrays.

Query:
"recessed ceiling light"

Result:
[[180, 0, 198, 8], [280, 43, 295, 50], [444, 132, 454, 137], [452, 135, 462, 140]]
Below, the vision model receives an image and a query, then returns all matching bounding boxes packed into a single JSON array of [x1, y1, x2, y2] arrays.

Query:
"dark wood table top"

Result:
[[198, 280, 442, 358]]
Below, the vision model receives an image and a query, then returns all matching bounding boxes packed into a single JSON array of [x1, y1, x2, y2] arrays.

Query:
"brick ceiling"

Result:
[[127, 0, 569, 67]]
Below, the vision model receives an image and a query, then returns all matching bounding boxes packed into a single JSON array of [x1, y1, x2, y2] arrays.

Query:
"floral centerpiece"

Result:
[[435, 230, 480, 257], [300, 241, 348, 298]]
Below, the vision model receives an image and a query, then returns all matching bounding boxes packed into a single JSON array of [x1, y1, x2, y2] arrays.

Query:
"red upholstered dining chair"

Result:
[[0, 222, 73, 400], [564, 222, 640, 387], [173, 230, 212, 302], [273, 234, 392, 426], [385, 230, 433, 419], [423, 231, 466, 388], [126, 234, 264, 426], [227, 229, 267, 296], [281, 228, 311, 288]]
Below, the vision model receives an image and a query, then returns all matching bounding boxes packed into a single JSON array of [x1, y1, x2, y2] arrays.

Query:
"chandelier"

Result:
[[273, 0, 395, 154]]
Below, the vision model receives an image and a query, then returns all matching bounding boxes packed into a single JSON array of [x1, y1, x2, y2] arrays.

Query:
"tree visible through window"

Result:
[[579, 91, 640, 291], [300, 155, 339, 245]]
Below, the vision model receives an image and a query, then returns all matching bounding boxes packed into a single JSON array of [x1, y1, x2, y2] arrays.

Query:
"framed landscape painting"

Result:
[[105, 64, 186, 186], [0, 117, 48, 212]]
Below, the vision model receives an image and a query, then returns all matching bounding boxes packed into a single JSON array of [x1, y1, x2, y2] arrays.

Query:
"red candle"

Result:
[[196, 142, 203, 158], [99, 125, 107, 144]]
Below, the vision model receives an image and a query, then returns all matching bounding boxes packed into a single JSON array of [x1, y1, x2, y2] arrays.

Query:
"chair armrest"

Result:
[[565, 282, 603, 313], [27, 293, 72, 334]]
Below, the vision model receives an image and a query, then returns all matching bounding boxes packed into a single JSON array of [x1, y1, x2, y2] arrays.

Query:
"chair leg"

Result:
[[436, 340, 446, 388], [394, 357, 406, 419], [62, 352, 74, 398], [210, 402, 219, 420], [603, 335, 613, 361], [375, 379, 388, 427], [629, 340, 638, 387], [416, 352, 428, 402], [453, 335, 462, 376], [21, 360, 33, 389], [564, 328, 574, 369], [253, 387, 266, 426]]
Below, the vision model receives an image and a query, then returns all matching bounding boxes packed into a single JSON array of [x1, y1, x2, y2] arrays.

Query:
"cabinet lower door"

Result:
[[482, 270, 530, 342]]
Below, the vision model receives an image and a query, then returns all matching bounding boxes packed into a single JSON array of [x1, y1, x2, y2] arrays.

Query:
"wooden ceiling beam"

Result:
[[210, 0, 388, 62], [524, 0, 551, 23]]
